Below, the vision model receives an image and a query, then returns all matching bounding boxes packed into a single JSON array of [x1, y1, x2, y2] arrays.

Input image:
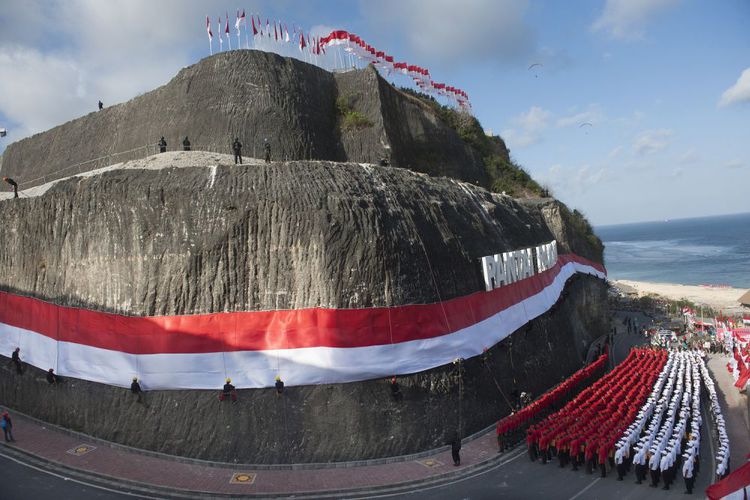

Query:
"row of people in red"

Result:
[[526, 349, 668, 477], [496, 352, 609, 452]]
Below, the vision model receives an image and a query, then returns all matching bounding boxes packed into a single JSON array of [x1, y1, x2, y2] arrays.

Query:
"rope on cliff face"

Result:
[[453, 358, 464, 439], [482, 349, 515, 412]]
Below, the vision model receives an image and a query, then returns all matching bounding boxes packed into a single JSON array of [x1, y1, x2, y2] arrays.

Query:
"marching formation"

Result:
[[526, 349, 666, 475], [495, 353, 609, 452], [518, 348, 731, 494]]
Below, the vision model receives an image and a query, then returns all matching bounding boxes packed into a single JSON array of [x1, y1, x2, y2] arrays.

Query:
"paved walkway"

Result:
[[707, 353, 750, 470], [0, 408, 504, 498]]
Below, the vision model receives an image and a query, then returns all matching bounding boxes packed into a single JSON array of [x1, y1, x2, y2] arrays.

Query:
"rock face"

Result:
[[1, 51, 489, 191], [0, 50, 609, 463], [0, 155, 570, 315], [0, 155, 607, 463]]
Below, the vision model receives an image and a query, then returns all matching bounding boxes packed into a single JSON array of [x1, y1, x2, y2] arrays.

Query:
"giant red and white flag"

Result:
[[707, 461, 750, 500], [0, 254, 604, 390]]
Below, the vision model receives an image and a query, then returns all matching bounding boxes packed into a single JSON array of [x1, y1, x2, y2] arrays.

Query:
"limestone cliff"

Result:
[[0, 50, 608, 464], [1, 51, 489, 191]]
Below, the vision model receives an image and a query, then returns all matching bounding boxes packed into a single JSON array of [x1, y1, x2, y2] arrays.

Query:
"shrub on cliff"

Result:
[[336, 95, 373, 131], [398, 87, 546, 197]]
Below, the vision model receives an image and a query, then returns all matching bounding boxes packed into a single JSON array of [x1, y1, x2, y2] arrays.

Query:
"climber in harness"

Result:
[[3, 177, 18, 198], [46, 368, 61, 385], [182, 136, 191, 151], [10, 347, 23, 374], [131, 377, 144, 403], [275, 375, 284, 396], [219, 378, 238, 403], [390, 376, 402, 401], [158, 136, 167, 153], [232, 138, 243, 164]]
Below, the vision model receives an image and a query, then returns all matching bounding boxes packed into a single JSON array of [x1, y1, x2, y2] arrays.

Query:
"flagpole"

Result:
[[209, 39, 213, 56]]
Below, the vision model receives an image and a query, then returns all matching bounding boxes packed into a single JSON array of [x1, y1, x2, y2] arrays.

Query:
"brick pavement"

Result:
[[0, 409, 505, 497]]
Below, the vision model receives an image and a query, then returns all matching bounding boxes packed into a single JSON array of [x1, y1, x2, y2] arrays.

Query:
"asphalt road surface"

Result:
[[0, 453, 133, 500]]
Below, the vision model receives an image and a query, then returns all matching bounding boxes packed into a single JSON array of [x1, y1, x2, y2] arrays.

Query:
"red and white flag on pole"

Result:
[[206, 16, 213, 55], [218, 17, 223, 50], [266, 19, 270, 37], [299, 31, 307, 52], [251, 16, 258, 36], [274, 22, 278, 41], [225, 13, 231, 50], [284, 24, 290, 43]]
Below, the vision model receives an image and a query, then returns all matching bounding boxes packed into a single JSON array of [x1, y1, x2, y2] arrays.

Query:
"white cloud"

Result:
[[360, 0, 534, 67], [608, 145, 624, 158], [501, 105, 552, 148], [0, 0, 256, 143], [592, 0, 680, 40], [556, 104, 604, 128], [677, 148, 699, 165], [0, 46, 89, 137], [718, 68, 750, 107], [632, 129, 673, 155], [517, 106, 551, 132], [537, 163, 611, 198], [726, 159, 744, 169]]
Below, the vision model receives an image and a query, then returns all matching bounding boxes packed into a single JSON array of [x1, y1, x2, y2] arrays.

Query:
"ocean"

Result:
[[596, 212, 750, 289]]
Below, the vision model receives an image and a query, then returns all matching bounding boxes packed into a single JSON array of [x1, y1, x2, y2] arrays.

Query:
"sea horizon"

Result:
[[595, 212, 750, 289]]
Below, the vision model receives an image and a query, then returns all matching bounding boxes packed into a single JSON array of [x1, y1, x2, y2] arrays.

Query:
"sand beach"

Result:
[[613, 279, 748, 314]]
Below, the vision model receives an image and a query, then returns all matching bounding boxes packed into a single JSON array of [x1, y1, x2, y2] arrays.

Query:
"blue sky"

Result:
[[0, 0, 747, 224]]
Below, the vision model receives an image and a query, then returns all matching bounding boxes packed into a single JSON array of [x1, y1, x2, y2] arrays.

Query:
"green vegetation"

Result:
[[567, 206, 604, 262], [336, 96, 373, 131], [398, 87, 546, 197]]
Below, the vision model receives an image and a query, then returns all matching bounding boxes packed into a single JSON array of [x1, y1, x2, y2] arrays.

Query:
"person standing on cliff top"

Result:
[[232, 138, 243, 164], [182, 136, 191, 151], [158, 137, 167, 153], [3, 177, 18, 198], [98, 100, 103, 111], [264, 138, 271, 163]]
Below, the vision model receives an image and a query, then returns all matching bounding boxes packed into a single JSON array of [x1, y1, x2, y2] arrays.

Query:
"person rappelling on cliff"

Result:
[[219, 378, 238, 403], [275, 375, 284, 396], [232, 138, 243, 164], [158, 136, 167, 153], [11, 347, 23, 374], [182, 136, 191, 151], [47, 368, 60, 385], [264, 138, 271, 163], [3, 177, 18, 198], [131, 377, 144, 403]]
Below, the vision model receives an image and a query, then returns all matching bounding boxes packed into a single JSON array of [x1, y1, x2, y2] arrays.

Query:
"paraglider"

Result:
[[528, 63, 542, 78], [579, 122, 593, 134], [0, 128, 6, 138]]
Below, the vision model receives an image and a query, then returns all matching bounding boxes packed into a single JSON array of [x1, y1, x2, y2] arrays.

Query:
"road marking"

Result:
[[568, 477, 600, 500], [0, 451, 163, 499], [351, 448, 527, 499]]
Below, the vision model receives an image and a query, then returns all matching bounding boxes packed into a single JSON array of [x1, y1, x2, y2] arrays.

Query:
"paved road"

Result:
[[0, 453, 132, 500]]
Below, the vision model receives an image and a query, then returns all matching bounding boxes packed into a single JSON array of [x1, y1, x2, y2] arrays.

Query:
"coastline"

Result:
[[613, 279, 748, 315]]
